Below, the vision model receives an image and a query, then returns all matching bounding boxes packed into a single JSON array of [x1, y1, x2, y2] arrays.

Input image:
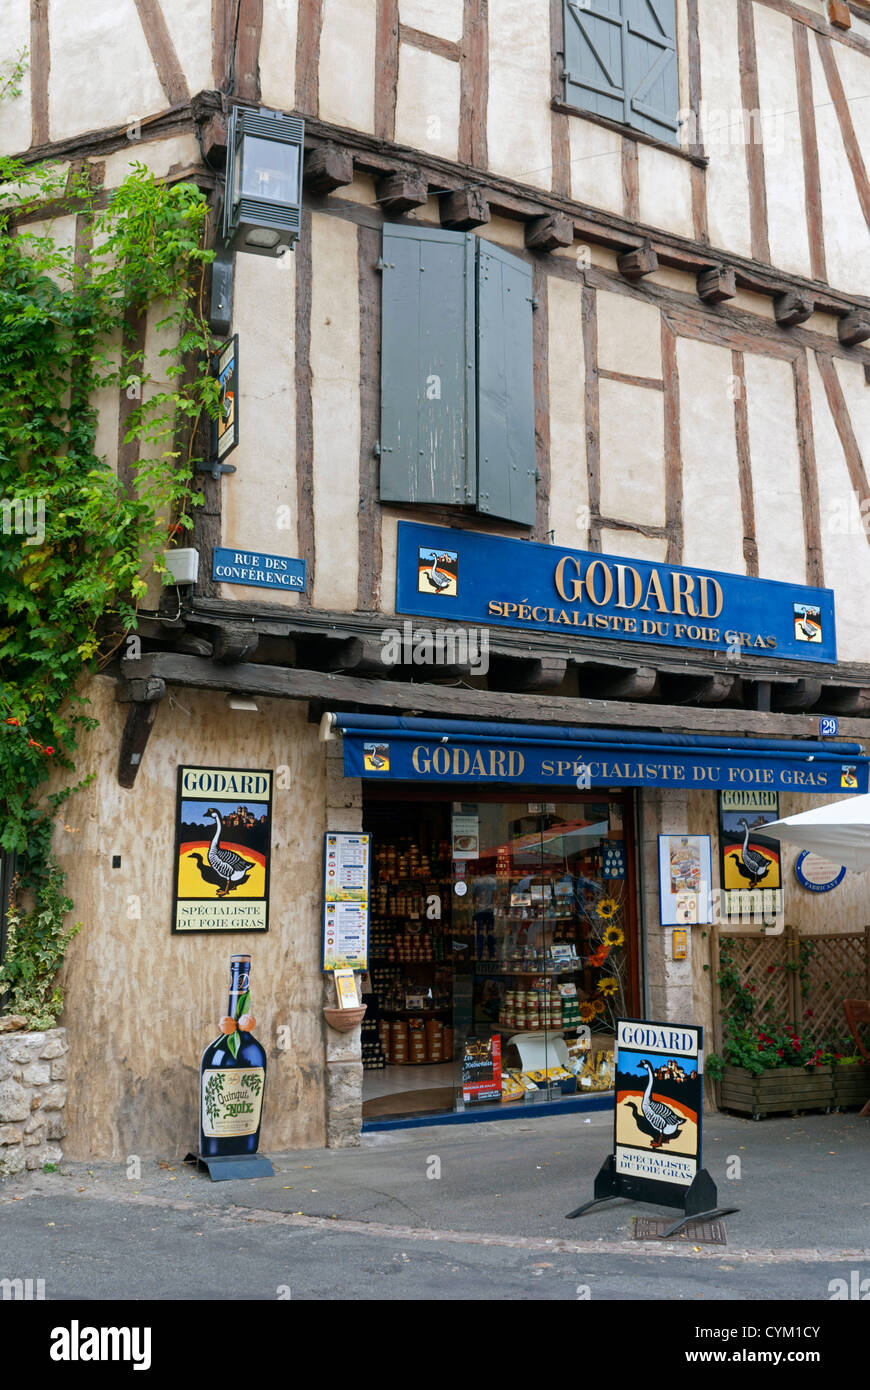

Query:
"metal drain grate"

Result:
[[633, 1216, 728, 1244]]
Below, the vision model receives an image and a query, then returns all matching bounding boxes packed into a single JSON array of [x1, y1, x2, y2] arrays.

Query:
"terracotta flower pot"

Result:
[[323, 1004, 367, 1033]]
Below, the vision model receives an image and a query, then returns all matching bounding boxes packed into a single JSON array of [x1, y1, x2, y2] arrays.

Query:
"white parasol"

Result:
[[765, 794, 870, 872]]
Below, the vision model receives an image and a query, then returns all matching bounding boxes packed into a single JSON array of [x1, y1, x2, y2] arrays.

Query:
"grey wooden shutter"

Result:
[[623, 0, 679, 144], [563, 0, 626, 126], [476, 242, 536, 527], [379, 223, 476, 507]]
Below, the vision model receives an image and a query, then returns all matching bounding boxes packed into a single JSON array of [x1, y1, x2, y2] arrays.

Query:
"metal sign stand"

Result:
[[184, 1151, 274, 1182], [566, 1154, 738, 1238]]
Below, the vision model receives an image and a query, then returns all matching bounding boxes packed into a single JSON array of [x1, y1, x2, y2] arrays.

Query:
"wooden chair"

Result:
[[843, 1000, 870, 1117]]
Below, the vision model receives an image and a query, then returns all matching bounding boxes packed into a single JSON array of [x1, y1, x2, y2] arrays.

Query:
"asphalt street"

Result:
[[1, 1108, 868, 1302]]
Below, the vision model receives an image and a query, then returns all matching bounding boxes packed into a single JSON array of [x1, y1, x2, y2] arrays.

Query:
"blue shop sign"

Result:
[[336, 715, 870, 796], [212, 547, 306, 593], [396, 522, 837, 664]]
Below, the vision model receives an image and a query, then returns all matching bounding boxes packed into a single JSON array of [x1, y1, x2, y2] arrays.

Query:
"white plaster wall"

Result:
[[569, 116, 623, 213], [698, 0, 752, 258], [1, 0, 31, 154], [546, 277, 587, 547], [752, 3, 812, 280], [596, 291, 662, 379], [310, 213, 361, 612], [48, 0, 166, 142], [395, 45, 460, 163], [160, 0, 213, 94], [258, 0, 299, 111], [599, 529, 668, 563], [809, 37, 869, 291], [101, 135, 201, 188], [744, 354, 806, 584], [809, 354, 870, 663], [399, 0, 463, 44], [678, 339, 743, 573], [599, 381, 666, 527], [219, 252, 299, 604], [637, 145, 694, 239], [487, 0, 552, 187], [826, 40, 870, 285], [318, 0, 377, 134], [380, 511, 400, 615]]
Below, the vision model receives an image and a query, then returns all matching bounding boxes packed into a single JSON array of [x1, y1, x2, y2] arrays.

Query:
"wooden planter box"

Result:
[[832, 1062, 870, 1110], [719, 1064, 834, 1118]]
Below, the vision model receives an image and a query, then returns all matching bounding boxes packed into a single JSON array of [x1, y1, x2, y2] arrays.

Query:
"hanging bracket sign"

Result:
[[198, 335, 239, 480]]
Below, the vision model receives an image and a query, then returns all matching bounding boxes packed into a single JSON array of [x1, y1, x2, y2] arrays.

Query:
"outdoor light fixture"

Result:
[[222, 106, 304, 257]]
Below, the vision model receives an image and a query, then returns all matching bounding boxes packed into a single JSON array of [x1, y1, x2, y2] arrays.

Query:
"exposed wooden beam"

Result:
[[794, 353, 825, 586], [440, 186, 490, 229], [29, 0, 50, 148], [398, 24, 461, 62], [499, 657, 568, 693], [577, 665, 658, 700], [375, 0, 400, 142], [659, 673, 738, 706], [296, 0, 324, 117], [295, 207, 316, 608], [771, 678, 823, 710], [459, 0, 488, 167], [793, 20, 828, 283], [697, 265, 737, 304], [774, 291, 814, 327], [838, 313, 870, 347], [133, 0, 190, 106], [358, 223, 384, 611], [737, 0, 771, 263], [622, 137, 639, 223], [376, 171, 429, 212], [815, 353, 870, 542], [617, 241, 658, 280], [661, 320, 683, 564], [525, 212, 574, 252], [755, 0, 870, 60], [117, 693, 164, 789], [213, 627, 260, 664], [304, 143, 355, 193], [122, 652, 870, 739], [731, 350, 759, 577], [816, 31, 870, 233]]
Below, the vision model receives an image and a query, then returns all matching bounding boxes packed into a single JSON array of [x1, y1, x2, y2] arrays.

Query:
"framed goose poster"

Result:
[[718, 790, 782, 921], [172, 766, 272, 933]]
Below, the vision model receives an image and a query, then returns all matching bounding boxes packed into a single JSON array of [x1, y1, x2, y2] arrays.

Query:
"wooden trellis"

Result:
[[712, 925, 870, 1053]]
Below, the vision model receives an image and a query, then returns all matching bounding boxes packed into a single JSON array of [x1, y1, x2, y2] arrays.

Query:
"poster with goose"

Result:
[[172, 766, 272, 933], [718, 789, 782, 921], [614, 1020, 702, 1190]]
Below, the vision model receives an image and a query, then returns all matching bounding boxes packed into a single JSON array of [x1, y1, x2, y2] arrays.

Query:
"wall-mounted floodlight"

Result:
[[222, 106, 305, 257]]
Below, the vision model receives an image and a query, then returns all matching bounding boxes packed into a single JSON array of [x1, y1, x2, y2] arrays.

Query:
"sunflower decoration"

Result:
[[588, 943, 610, 968], [591, 998, 607, 1015], [579, 1001, 597, 1023], [602, 925, 624, 948], [596, 896, 620, 921], [596, 976, 619, 998]]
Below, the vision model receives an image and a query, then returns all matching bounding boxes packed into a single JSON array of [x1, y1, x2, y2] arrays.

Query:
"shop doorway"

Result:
[[361, 787, 640, 1123]]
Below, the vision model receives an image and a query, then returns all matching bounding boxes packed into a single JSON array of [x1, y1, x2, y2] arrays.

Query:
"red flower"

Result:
[[803, 1009, 814, 1019], [44, 746, 54, 756], [27, 738, 43, 750], [4, 717, 19, 726], [767, 965, 775, 973], [777, 1049, 784, 1057]]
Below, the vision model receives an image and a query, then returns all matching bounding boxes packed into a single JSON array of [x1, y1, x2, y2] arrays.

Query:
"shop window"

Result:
[[378, 223, 536, 527], [361, 791, 639, 1123], [562, 0, 680, 146]]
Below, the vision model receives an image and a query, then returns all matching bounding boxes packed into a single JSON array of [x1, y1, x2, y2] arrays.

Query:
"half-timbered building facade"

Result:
[[6, 0, 870, 1154]]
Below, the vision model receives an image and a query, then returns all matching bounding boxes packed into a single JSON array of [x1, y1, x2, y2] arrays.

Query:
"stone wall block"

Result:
[[0, 1080, 30, 1123], [21, 1062, 51, 1086], [38, 1083, 67, 1111], [0, 1147, 26, 1178], [0, 1125, 23, 1146], [25, 1143, 62, 1170], [39, 1032, 68, 1060], [50, 1058, 68, 1081]]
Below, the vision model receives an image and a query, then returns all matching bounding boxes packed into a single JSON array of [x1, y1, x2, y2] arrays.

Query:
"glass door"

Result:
[[450, 796, 634, 1111]]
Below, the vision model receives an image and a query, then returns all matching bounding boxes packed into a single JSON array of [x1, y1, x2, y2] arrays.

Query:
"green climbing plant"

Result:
[[0, 149, 219, 1022]]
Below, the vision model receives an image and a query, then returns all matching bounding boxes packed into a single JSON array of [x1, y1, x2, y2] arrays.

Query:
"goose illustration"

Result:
[[423, 554, 452, 591], [202, 808, 256, 898], [728, 817, 772, 887], [190, 852, 230, 892], [799, 617, 819, 641], [638, 1060, 686, 1150], [625, 1099, 662, 1145]]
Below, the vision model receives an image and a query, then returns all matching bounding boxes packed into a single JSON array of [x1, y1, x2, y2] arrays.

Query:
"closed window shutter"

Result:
[[476, 242, 536, 527], [379, 223, 476, 507], [623, 0, 679, 144], [563, 0, 626, 126]]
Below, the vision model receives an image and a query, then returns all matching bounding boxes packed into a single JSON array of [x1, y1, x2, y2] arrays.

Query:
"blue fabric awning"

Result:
[[330, 713, 869, 795]]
